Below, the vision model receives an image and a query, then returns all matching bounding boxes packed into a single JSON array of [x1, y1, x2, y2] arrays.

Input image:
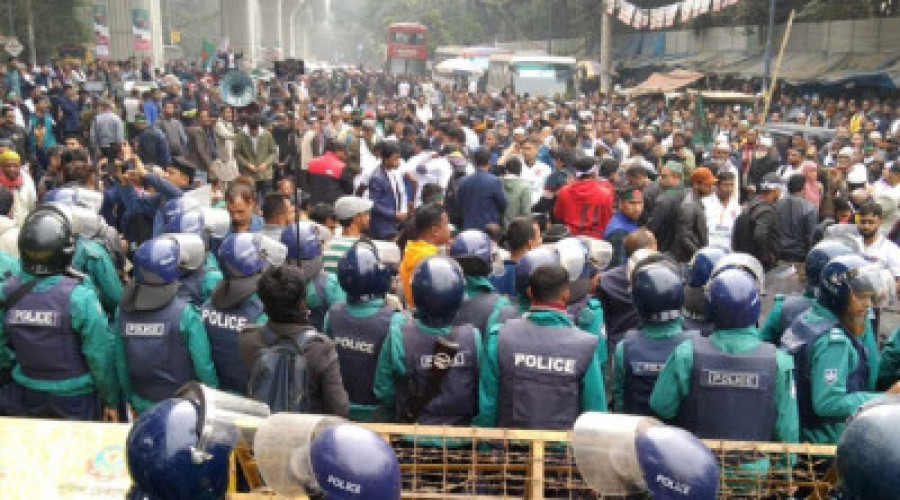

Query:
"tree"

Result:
[[4, 0, 91, 63]]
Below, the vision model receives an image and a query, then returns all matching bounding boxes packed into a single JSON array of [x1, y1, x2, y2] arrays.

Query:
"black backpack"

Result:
[[247, 328, 320, 413]]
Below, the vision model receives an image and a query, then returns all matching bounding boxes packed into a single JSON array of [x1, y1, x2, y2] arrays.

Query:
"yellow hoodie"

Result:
[[399, 240, 439, 307]]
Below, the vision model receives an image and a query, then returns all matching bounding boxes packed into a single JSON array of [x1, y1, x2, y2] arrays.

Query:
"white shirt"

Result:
[[123, 97, 141, 123], [703, 193, 741, 250], [857, 233, 900, 277], [398, 81, 410, 98], [400, 151, 436, 206], [521, 160, 552, 205], [0, 216, 18, 257]]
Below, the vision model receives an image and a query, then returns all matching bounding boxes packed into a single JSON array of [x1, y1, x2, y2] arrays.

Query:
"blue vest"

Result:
[[395, 322, 479, 425], [778, 295, 814, 340], [621, 328, 691, 417], [200, 295, 265, 394], [783, 315, 868, 432], [683, 313, 715, 337], [177, 266, 208, 307], [119, 297, 196, 403], [453, 293, 519, 340], [496, 317, 597, 429], [678, 336, 778, 441], [4, 276, 89, 381], [306, 272, 329, 332], [326, 303, 396, 407]]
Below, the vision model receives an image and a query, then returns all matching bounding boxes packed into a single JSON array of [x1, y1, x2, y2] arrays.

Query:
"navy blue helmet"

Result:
[[134, 236, 182, 285], [411, 256, 465, 327], [805, 240, 857, 296], [309, 424, 402, 500], [447, 230, 493, 276], [165, 207, 231, 249], [631, 262, 685, 323], [818, 254, 885, 315], [705, 268, 761, 330], [44, 187, 104, 213], [514, 246, 559, 297], [18, 205, 77, 276], [126, 398, 231, 500], [687, 246, 730, 288], [635, 425, 719, 500], [217, 233, 287, 279], [837, 398, 900, 500], [338, 241, 394, 303], [281, 221, 323, 260], [162, 197, 202, 228]]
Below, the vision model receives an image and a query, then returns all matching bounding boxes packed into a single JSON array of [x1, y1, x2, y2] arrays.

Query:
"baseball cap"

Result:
[[758, 173, 782, 192], [334, 196, 373, 221]]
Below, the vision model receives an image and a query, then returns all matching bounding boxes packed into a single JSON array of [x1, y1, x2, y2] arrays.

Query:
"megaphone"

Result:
[[220, 69, 256, 108]]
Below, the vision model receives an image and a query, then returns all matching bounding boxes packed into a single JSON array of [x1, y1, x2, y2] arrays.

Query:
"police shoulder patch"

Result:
[[824, 368, 839, 385]]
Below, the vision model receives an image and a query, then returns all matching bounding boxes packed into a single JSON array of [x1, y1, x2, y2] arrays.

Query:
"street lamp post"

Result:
[[763, 0, 776, 94]]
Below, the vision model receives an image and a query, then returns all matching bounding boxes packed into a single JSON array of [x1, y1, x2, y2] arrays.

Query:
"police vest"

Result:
[[496, 317, 597, 430], [677, 336, 777, 441], [200, 294, 265, 394], [306, 271, 329, 332], [453, 293, 519, 340], [683, 315, 715, 337], [395, 322, 479, 425], [119, 296, 197, 403], [4, 276, 90, 381], [783, 315, 868, 432], [326, 303, 396, 407], [177, 265, 208, 307], [621, 328, 691, 417]]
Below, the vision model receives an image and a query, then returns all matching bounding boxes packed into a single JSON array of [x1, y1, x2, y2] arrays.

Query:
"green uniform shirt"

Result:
[[464, 276, 514, 335], [797, 303, 883, 444], [878, 326, 900, 390], [0, 252, 21, 278], [73, 239, 123, 317], [114, 303, 219, 415], [307, 271, 348, 311], [649, 326, 799, 444], [324, 298, 405, 422], [758, 290, 814, 344], [0, 274, 119, 407], [475, 309, 607, 429], [613, 318, 684, 412]]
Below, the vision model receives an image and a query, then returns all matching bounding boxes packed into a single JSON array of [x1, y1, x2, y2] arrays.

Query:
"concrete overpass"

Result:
[[104, 0, 314, 69]]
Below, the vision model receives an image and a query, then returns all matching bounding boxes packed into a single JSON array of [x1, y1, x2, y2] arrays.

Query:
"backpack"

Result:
[[247, 327, 321, 413]]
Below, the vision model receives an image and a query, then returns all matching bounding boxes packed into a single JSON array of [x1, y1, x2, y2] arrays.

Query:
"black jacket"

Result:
[[647, 188, 685, 257], [732, 197, 777, 270], [774, 195, 818, 261], [240, 321, 350, 418], [673, 191, 709, 263]]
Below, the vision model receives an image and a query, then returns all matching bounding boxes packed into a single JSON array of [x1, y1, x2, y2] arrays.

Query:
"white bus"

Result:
[[486, 54, 577, 98]]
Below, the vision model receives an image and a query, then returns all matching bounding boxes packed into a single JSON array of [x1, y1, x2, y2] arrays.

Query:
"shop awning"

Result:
[[621, 69, 705, 96]]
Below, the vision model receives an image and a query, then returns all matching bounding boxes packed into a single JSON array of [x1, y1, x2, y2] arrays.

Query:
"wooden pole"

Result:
[[762, 9, 796, 124]]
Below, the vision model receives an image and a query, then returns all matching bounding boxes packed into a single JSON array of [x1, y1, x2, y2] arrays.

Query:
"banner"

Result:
[[649, 8, 664, 30], [696, 0, 711, 16], [680, 0, 693, 22], [633, 9, 649, 30], [712, 0, 723, 12], [613, 0, 742, 29], [93, 4, 109, 58], [605, 0, 617, 16], [618, 1, 635, 25], [665, 4, 680, 26], [132, 8, 152, 51], [202, 40, 216, 73]]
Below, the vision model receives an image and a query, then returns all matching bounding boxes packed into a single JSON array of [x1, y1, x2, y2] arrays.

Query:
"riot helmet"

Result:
[[307, 424, 402, 500], [44, 187, 104, 214], [705, 268, 761, 330], [805, 240, 857, 296], [18, 204, 77, 276], [281, 221, 323, 261], [818, 254, 891, 316], [447, 229, 493, 276], [337, 241, 394, 303], [217, 233, 287, 279], [631, 262, 685, 323], [836, 398, 900, 500], [411, 256, 465, 327], [514, 246, 559, 297]]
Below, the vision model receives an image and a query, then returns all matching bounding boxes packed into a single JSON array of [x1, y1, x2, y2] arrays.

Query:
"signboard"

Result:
[[0, 418, 132, 498], [386, 45, 428, 60], [132, 8, 152, 51], [93, 4, 109, 58]]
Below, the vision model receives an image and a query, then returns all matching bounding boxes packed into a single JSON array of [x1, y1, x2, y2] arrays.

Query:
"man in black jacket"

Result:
[[672, 167, 713, 263], [239, 265, 350, 417], [732, 173, 781, 271], [774, 174, 818, 272], [647, 160, 686, 258]]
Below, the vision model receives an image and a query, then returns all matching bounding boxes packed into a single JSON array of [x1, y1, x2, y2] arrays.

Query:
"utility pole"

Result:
[[763, 0, 776, 94], [547, 0, 552, 54], [26, 0, 34, 67], [600, 0, 613, 96], [6, 0, 13, 38]]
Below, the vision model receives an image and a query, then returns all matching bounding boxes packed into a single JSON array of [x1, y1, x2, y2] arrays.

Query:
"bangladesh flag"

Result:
[[201, 40, 216, 73]]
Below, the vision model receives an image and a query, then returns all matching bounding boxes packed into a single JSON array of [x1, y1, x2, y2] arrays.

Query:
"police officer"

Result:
[[43, 191, 124, 317], [556, 237, 606, 341], [783, 254, 900, 444], [683, 246, 729, 336], [447, 230, 518, 339], [200, 233, 286, 395], [650, 268, 799, 443], [114, 235, 218, 415], [324, 241, 404, 422], [759, 239, 857, 344], [282, 221, 346, 332], [374, 256, 482, 425], [614, 260, 694, 416], [836, 398, 900, 500], [479, 263, 604, 429], [164, 207, 228, 306], [0, 205, 118, 420]]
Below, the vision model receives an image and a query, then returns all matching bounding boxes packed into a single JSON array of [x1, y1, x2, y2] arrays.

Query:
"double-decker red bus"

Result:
[[387, 23, 428, 76]]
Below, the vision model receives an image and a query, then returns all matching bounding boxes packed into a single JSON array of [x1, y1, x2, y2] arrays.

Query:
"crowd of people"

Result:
[[0, 54, 898, 466]]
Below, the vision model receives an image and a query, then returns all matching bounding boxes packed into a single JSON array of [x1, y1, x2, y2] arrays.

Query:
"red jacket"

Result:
[[554, 179, 615, 238]]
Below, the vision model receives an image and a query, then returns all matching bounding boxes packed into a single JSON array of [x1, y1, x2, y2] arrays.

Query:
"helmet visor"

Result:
[[256, 234, 288, 268], [849, 264, 896, 308]]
